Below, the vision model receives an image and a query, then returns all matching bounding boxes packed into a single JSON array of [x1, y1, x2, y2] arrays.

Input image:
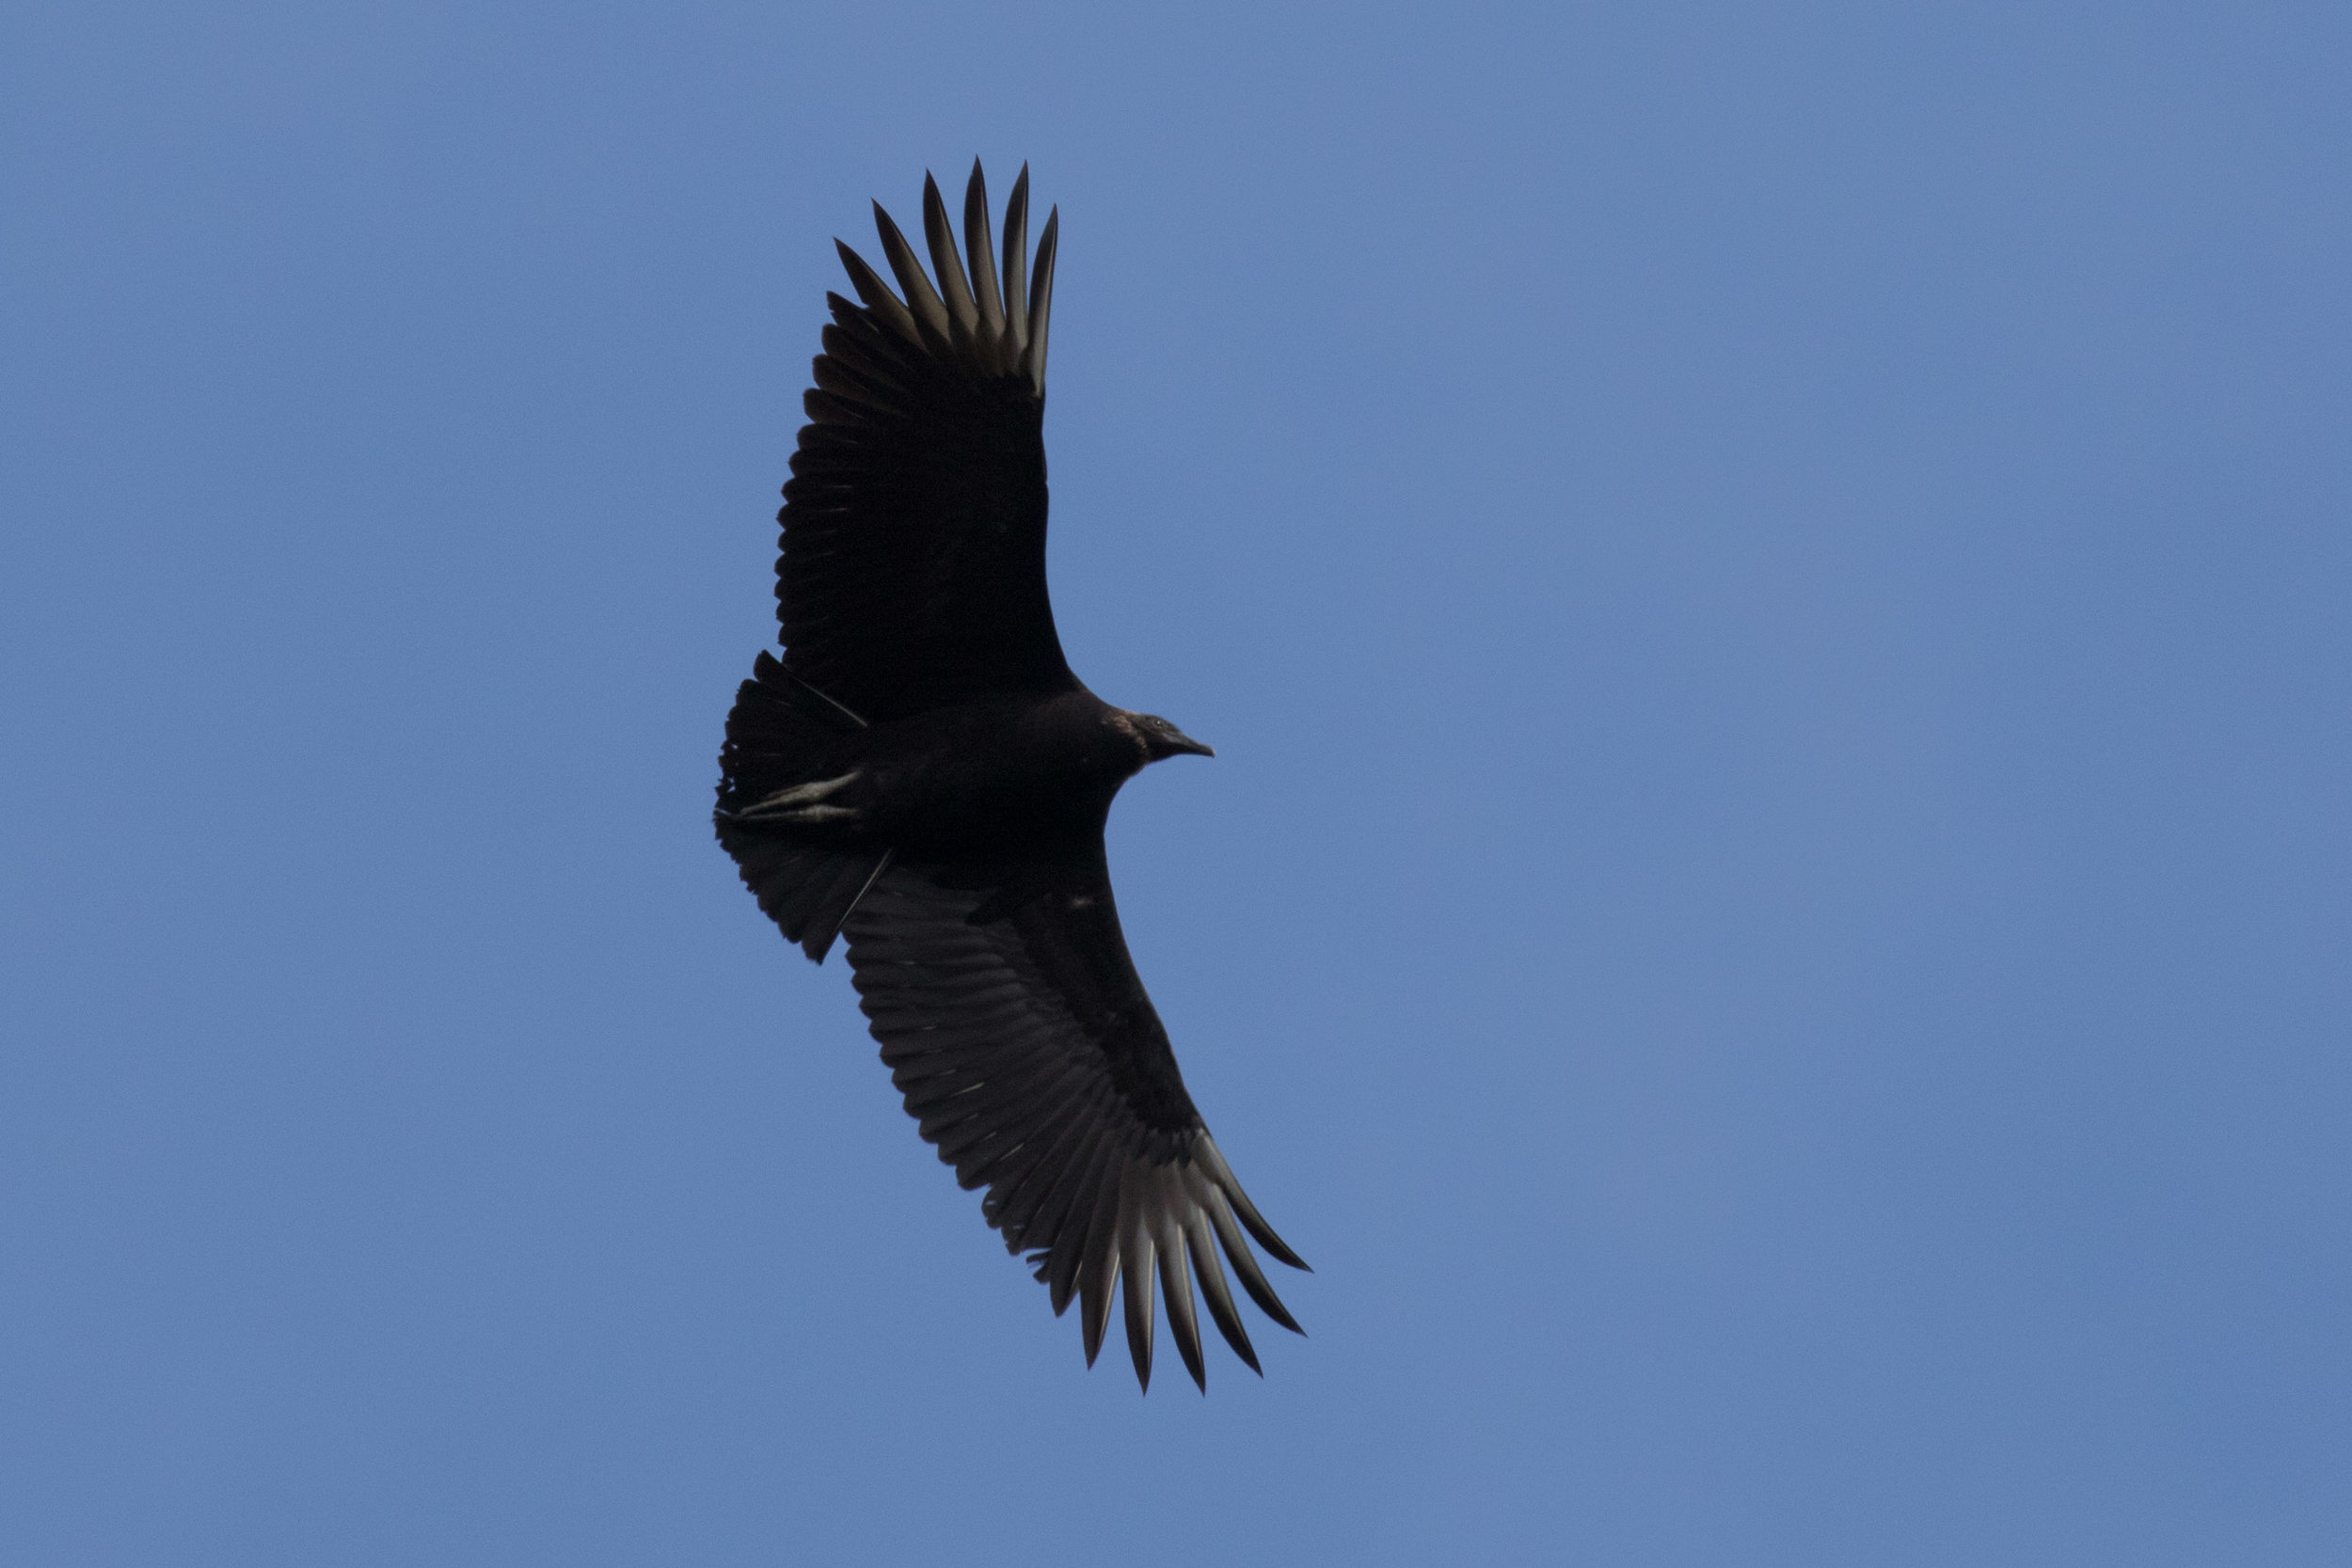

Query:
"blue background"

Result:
[[6, 2, 2348, 1561]]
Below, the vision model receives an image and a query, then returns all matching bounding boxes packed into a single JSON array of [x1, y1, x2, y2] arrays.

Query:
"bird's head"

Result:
[[1121, 711, 1216, 764]]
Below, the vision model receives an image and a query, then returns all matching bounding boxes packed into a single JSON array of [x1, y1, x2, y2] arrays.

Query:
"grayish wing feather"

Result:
[[1024, 207, 1057, 389], [961, 160, 1008, 366], [921, 172, 982, 346], [872, 199, 955, 347], [1000, 166, 1030, 362], [841, 857, 1306, 1389]]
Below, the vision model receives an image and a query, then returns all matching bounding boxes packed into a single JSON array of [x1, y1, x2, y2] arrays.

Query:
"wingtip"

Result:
[[1118, 1200, 1159, 1393], [870, 198, 953, 346], [961, 159, 1010, 367], [1023, 206, 1058, 390]]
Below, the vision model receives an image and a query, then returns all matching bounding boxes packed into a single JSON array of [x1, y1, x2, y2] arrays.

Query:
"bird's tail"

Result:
[[715, 653, 888, 963]]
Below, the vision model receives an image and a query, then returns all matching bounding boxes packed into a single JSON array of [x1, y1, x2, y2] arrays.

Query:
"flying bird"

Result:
[[715, 162, 1307, 1391]]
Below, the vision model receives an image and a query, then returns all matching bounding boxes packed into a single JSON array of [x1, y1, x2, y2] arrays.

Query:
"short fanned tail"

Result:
[[715, 652, 889, 963]]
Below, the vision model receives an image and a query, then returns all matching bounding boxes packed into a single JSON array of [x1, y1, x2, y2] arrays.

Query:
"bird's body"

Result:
[[717, 163, 1305, 1391], [736, 685, 1166, 856]]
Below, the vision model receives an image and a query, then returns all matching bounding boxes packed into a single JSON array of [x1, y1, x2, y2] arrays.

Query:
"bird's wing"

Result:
[[840, 851, 1308, 1391], [776, 162, 1077, 721]]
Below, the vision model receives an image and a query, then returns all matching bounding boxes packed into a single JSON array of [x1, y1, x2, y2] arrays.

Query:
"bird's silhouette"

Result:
[[717, 162, 1306, 1391]]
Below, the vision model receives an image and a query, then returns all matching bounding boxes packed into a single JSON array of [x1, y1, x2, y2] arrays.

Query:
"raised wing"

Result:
[[776, 162, 1077, 721], [841, 853, 1308, 1390]]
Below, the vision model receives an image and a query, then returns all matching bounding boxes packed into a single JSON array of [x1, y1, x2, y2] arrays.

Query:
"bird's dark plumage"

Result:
[[778, 166, 1070, 722], [716, 164, 1305, 1391]]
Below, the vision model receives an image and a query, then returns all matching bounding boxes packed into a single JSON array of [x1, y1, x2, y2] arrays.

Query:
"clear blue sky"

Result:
[[5, 2, 2347, 1562]]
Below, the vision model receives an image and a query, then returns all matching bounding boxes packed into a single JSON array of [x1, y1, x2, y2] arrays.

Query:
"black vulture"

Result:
[[715, 163, 1307, 1392]]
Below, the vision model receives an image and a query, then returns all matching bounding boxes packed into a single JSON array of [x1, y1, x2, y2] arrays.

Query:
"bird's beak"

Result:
[[1167, 729, 1216, 758]]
